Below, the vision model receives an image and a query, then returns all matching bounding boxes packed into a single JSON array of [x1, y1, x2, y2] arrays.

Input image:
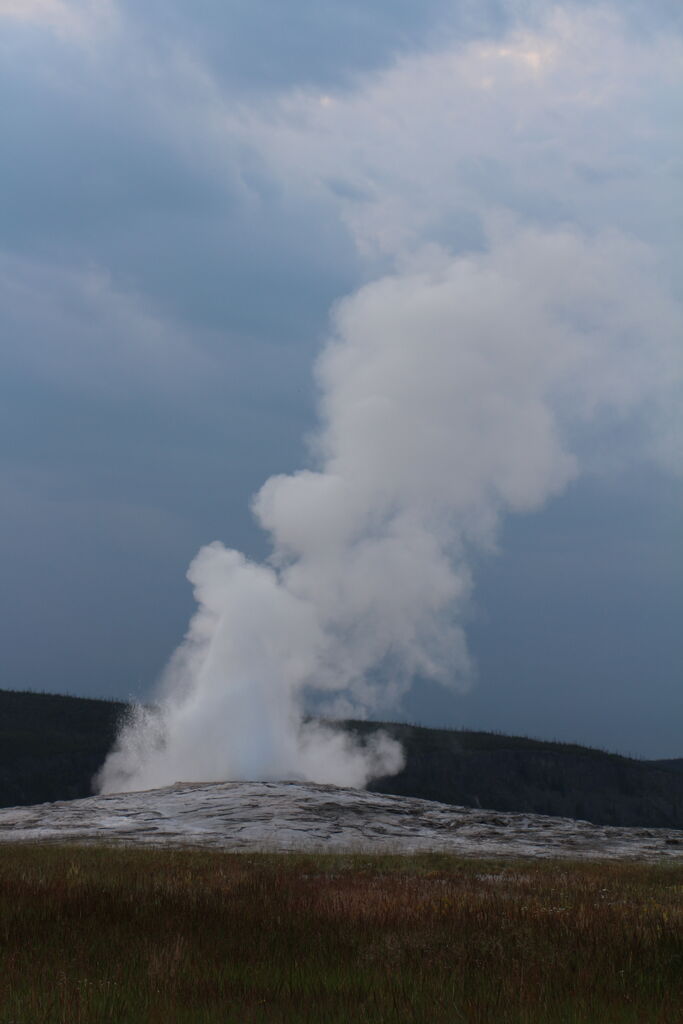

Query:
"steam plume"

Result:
[[97, 224, 681, 794]]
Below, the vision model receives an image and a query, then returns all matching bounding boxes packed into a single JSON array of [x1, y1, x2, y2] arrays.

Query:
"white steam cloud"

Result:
[[97, 222, 681, 794]]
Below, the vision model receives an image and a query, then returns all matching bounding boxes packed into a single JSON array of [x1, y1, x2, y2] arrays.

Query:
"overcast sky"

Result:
[[1, 0, 681, 758]]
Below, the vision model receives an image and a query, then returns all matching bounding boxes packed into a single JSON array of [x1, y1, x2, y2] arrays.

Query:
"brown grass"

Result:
[[0, 844, 681, 1022]]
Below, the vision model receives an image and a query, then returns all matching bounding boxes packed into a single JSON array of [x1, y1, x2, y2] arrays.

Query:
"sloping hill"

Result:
[[0, 689, 125, 807], [1, 780, 682, 859], [0, 689, 681, 828], [348, 721, 683, 829]]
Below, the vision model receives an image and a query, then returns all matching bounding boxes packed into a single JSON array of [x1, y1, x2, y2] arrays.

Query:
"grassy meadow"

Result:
[[0, 844, 681, 1023]]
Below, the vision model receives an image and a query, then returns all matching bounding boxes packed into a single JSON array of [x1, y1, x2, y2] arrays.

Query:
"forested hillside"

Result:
[[0, 689, 124, 807], [1, 689, 681, 829], [348, 721, 683, 830]]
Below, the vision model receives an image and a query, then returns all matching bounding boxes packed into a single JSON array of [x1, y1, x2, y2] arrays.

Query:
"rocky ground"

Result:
[[0, 781, 682, 859]]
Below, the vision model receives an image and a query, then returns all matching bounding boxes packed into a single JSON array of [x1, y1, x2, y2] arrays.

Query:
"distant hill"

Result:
[[0, 689, 681, 829], [0, 689, 125, 807], [345, 720, 683, 830]]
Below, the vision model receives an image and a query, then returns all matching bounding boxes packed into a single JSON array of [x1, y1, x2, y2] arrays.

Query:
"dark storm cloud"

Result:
[[0, 0, 681, 757], [118, 0, 683, 97], [0, 21, 359, 337], [118, 0, 467, 93]]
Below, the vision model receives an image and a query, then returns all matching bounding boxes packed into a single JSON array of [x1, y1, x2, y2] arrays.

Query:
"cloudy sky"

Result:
[[1, 0, 681, 758]]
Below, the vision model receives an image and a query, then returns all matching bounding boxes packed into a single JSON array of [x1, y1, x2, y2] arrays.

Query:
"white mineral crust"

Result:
[[0, 782, 681, 860]]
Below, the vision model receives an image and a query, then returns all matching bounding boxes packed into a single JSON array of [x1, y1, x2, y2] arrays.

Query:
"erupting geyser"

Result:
[[97, 224, 681, 794]]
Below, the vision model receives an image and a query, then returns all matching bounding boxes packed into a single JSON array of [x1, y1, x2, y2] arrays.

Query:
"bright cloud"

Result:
[[216, 6, 682, 260]]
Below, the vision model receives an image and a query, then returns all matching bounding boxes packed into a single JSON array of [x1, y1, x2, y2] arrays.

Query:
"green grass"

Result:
[[0, 844, 681, 1023]]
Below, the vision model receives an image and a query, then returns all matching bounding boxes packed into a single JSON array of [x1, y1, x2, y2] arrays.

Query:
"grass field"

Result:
[[0, 844, 681, 1023]]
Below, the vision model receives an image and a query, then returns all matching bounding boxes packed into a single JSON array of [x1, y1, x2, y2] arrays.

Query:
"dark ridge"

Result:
[[648, 758, 683, 775], [0, 689, 681, 829], [0, 689, 126, 807], [343, 720, 683, 830]]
